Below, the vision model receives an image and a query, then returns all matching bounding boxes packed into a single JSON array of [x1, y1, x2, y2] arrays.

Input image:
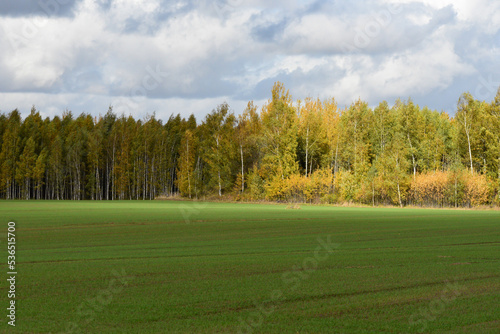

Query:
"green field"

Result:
[[1, 201, 499, 333]]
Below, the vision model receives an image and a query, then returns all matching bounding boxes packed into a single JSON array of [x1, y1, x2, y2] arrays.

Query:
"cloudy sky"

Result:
[[0, 0, 499, 122]]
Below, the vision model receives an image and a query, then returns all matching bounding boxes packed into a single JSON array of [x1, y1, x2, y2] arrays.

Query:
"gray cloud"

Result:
[[0, 0, 81, 17], [251, 17, 288, 43]]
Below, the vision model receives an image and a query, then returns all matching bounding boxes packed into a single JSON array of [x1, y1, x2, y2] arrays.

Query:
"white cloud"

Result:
[[364, 39, 475, 97], [386, 0, 500, 33]]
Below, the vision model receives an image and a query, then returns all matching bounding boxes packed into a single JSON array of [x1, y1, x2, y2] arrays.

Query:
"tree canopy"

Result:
[[0, 84, 499, 207]]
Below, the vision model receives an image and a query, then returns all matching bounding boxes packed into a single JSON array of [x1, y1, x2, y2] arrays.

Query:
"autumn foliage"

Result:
[[408, 171, 492, 207], [1, 82, 499, 208], [410, 171, 450, 207]]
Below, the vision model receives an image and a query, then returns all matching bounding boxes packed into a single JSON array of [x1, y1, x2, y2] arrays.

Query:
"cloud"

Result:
[[0, 0, 498, 121], [0, 0, 81, 17]]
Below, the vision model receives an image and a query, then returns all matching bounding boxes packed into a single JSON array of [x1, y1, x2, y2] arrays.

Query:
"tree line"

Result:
[[1, 82, 499, 207]]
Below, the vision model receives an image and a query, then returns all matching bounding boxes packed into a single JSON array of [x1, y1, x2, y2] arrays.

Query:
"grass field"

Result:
[[0, 201, 499, 333]]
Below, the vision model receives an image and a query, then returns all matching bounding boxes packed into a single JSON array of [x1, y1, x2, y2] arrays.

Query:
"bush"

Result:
[[463, 173, 491, 207], [410, 171, 449, 207], [410, 170, 492, 207]]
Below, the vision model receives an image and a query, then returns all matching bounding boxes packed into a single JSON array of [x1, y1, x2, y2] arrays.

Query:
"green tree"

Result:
[[114, 116, 136, 200], [65, 113, 91, 200], [87, 117, 104, 200], [47, 128, 64, 200], [486, 87, 500, 202], [163, 114, 183, 196], [339, 99, 373, 202], [200, 103, 236, 196], [260, 82, 298, 198], [376, 130, 410, 207], [396, 99, 423, 178], [455, 93, 482, 174], [235, 102, 261, 194], [16, 137, 37, 199], [298, 98, 323, 177], [33, 147, 47, 199], [177, 129, 197, 198], [370, 101, 394, 158], [0, 110, 22, 199]]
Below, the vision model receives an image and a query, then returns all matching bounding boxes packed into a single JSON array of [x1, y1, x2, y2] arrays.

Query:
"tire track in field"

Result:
[[196, 274, 500, 316], [18, 212, 485, 231], [17, 247, 322, 264]]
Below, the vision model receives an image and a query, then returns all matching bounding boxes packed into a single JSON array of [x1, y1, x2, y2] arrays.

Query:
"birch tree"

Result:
[[235, 101, 260, 193], [201, 103, 236, 196], [177, 129, 197, 198], [298, 98, 323, 177], [260, 82, 298, 198], [456, 93, 480, 174]]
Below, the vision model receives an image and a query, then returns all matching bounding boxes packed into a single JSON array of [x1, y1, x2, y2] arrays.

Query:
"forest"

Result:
[[1, 82, 499, 207]]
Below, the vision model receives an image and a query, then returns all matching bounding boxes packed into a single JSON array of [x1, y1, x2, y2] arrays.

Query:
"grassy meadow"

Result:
[[0, 201, 499, 333]]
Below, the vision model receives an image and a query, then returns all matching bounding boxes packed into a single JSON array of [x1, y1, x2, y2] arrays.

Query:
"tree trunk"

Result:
[[372, 180, 375, 207], [218, 170, 222, 197], [464, 118, 473, 174], [454, 175, 458, 208], [186, 139, 191, 199], [106, 159, 110, 200], [407, 133, 416, 179], [240, 144, 244, 193], [305, 127, 309, 177], [334, 141, 339, 174], [397, 182, 402, 208], [217, 136, 221, 197], [396, 156, 403, 208]]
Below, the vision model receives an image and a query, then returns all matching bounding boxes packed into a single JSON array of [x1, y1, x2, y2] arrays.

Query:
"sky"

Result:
[[0, 0, 499, 122]]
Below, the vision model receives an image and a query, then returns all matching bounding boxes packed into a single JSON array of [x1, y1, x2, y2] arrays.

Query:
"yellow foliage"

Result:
[[268, 169, 334, 203], [464, 173, 491, 206], [410, 171, 492, 207], [410, 171, 449, 206]]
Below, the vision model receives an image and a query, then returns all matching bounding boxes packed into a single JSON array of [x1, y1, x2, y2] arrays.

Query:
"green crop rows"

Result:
[[0, 201, 498, 333]]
